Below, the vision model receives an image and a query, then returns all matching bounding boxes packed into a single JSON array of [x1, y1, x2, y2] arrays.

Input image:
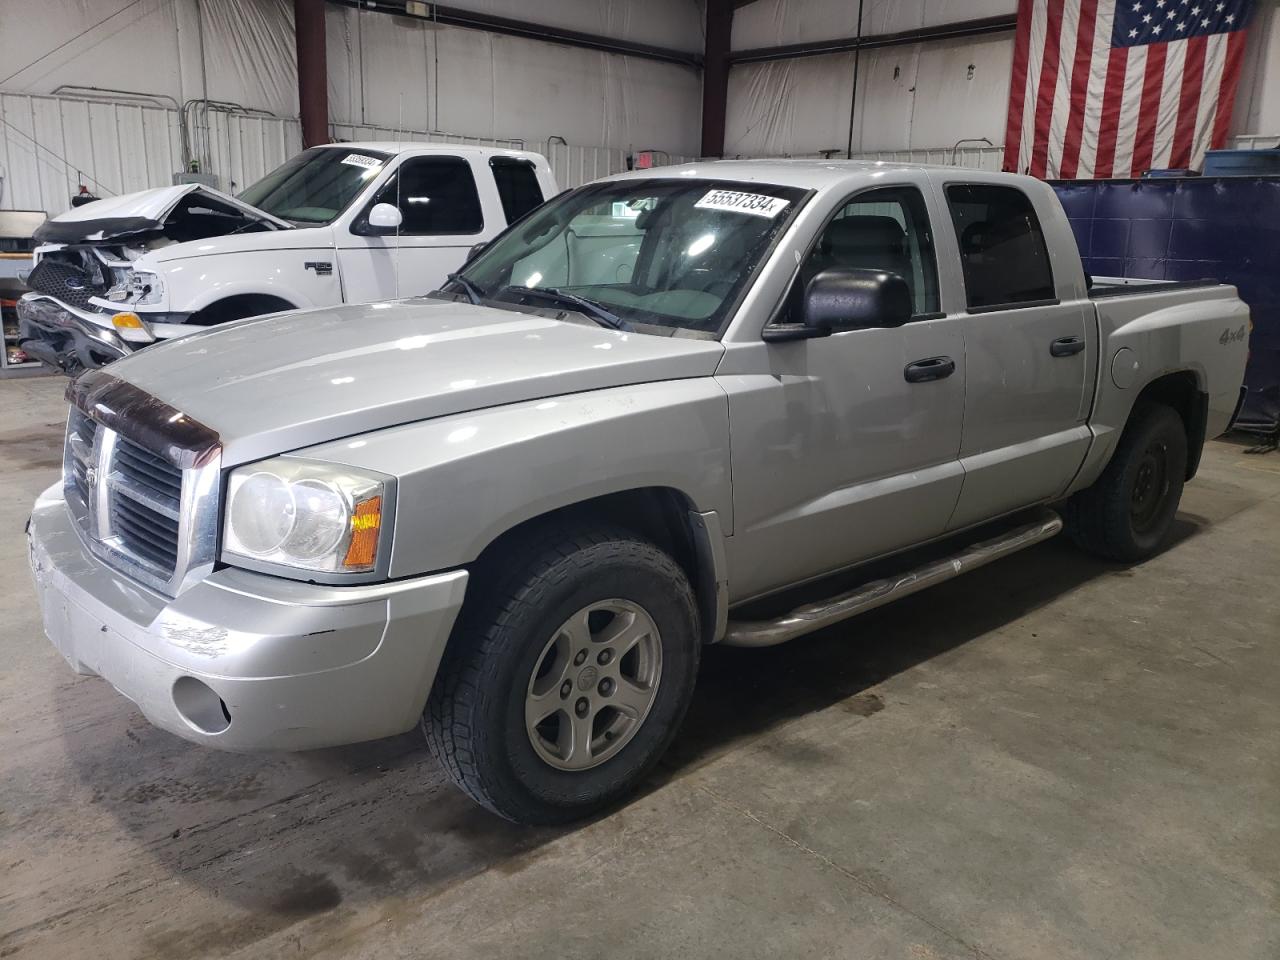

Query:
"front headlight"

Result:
[[223, 459, 392, 576], [127, 269, 165, 305]]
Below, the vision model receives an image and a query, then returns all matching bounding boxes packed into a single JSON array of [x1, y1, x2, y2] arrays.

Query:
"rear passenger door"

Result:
[[939, 181, 1093, 530]]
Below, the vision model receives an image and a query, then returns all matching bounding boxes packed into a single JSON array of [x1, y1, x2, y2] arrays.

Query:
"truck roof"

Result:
[[604, 158, 1041, 193], [314, 141, 545, 162]]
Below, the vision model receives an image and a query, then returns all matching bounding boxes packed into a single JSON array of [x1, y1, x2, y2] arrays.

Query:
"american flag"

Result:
[[1003, 0, 1254, 179]]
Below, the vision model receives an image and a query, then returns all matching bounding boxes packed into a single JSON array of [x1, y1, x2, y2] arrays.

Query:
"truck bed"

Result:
[[1088, 276, 1223, 299]]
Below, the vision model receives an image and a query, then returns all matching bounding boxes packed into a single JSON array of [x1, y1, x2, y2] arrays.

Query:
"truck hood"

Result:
[[33, 184, 292, 244], [107, 299, 725, 466]]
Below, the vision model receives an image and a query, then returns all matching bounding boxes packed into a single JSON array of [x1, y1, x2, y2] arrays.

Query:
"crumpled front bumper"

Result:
[[17, 294, 130, 374], [27, 483, 470, 752]]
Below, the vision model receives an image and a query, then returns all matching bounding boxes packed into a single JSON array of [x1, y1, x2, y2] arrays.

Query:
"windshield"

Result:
[[450, 178, 808, 336], [238, 147, 391, 224]]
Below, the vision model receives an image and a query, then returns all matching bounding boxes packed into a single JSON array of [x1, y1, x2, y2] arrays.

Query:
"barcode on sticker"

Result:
[[694, 189, 789, 218], [341, 153, 383, 168]]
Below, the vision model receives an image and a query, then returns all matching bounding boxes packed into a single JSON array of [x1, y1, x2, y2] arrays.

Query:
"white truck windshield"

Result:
[[238, 147, 392, 225]]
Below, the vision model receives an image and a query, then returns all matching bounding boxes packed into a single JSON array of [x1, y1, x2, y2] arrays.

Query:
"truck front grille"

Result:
[[27, 258, 110, 312], [109, 435, 183, 577], [62, 404, 219, 596]]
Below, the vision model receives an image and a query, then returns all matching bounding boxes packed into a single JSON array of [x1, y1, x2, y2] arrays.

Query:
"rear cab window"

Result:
[[946, 184, 1055, 310], [490, 157, 545, 224]]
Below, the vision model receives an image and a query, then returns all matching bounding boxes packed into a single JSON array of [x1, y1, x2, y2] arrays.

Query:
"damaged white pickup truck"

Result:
[[18, 142, 556, 373]]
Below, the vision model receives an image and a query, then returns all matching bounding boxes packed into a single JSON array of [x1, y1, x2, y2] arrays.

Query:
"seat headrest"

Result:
[[823, 215, 907, 255]]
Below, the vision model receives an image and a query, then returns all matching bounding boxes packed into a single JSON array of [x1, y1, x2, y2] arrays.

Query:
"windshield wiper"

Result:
[[446, 273, 485, 305], [499, 285, 632, 332]]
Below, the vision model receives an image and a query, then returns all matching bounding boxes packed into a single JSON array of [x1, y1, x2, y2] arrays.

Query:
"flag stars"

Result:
[[1129, 26, 1140, 36], [1143, 13, 1152, 21], [1132, 1, 1142, 9], [1167, 8, 1177, 17], [1201, 16, 1210, 25], [1216, 2, 1225, 10], [1225, 12, 1235, 22], [1152, 23, 1163, 33], [1176, 20, 1186, 29], [1191, 5, 1201, 13]]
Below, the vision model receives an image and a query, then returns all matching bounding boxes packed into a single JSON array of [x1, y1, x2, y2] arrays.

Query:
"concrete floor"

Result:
[[1, 374, 1277, 960]]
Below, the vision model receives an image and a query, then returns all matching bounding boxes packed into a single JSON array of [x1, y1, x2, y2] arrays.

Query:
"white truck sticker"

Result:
[[694, 189, 790, 218], [341, 153, 384, 169]]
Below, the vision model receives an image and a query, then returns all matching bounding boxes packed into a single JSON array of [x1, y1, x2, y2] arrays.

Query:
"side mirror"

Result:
[[366, 202, 403, 232], [804, 267, 912, 332], [763, 267, 913, 343]]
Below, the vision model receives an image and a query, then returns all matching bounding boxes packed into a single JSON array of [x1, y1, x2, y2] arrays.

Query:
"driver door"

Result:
[[337, 155, 489, 303], [720, 185, 967, 603]]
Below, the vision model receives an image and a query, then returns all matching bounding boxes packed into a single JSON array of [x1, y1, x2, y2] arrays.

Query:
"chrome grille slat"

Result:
[[108, 473, 182, 521], [114, 438, 183, 498]]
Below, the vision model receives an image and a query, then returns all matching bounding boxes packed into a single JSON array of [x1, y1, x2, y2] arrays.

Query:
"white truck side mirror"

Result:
[[368, 202, 403, 230]]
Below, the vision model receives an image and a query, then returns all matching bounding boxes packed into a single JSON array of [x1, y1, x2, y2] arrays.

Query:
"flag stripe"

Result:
[[1170, 35, 1208, 168], [1059, 0, 1099, 178], [1152, 37, 1188, 170], [1192, 33, 1228, 170], [1093, 43, 1128, 177], [1130, 42, 1166, 176], [1004, 0, 1037, 172], [1211, 27, 1249, 148], [1047, 0, 1083, 177], [1113, 44, 1148, 176], [1074, 0, 1117, 178], [1029, 0, 1066, 178]]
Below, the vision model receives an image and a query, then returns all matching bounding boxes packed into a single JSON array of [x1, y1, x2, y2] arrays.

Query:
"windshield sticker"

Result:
[[341, 153, 384, 169], [694, 189, 790, 218]]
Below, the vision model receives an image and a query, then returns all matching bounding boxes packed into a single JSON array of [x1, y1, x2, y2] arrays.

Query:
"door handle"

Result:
[[1050, 336, 1086, 357], [904, 356, 956, 383]]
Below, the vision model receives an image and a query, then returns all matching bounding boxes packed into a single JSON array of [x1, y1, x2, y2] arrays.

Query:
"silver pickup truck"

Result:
[[27, 161, 1249, 824]]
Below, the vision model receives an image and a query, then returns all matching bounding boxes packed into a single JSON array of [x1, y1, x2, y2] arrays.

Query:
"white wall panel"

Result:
[[732, 0, 1017, 51], [325, 8, 701, 156]]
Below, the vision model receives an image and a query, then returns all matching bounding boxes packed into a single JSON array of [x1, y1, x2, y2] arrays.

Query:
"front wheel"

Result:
[[423, 527, 700, 824], [1065, 402, 1188, 562]]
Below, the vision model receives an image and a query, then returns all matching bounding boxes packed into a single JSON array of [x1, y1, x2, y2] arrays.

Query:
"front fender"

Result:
[[159, 249, 338, 314], [292, 379, 734, 579]]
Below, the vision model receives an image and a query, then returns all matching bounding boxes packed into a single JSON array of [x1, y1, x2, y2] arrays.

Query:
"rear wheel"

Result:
[[1065, 402, 1188, 562], [423, 527, 699, 824]]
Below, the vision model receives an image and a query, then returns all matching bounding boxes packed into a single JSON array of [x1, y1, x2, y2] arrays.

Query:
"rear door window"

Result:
[[490, 157, 545, 224], [946, 184, 1055, 309]]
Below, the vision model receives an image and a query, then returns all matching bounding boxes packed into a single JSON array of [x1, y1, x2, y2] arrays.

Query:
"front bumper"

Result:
[[17, 294, 130, 373], [27, 483, 469, 751]]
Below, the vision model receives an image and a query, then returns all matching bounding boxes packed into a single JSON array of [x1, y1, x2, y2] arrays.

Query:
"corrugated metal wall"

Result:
[[0, 92, 691, 216]]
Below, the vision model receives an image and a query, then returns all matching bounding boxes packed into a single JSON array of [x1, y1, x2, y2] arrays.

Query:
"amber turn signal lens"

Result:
[[343, 495, 382, 569], [112, 312, 144, 329]]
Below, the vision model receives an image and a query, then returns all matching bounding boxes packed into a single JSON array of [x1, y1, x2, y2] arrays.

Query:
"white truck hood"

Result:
[[33, 184, 292, 244], [104, 298, 725, 466]]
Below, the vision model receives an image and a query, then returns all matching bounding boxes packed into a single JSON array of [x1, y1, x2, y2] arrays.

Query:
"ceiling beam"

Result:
[[327, 0, 702, 68], [730, 14, 1018, 65]]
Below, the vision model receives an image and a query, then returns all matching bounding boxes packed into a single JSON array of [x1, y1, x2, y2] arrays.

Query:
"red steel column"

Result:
[[700, 0, 733, 158], [295, 0, 329, 148]]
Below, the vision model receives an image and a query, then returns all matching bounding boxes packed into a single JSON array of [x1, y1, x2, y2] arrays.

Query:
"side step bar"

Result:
[[722, 509, 1064, 648]]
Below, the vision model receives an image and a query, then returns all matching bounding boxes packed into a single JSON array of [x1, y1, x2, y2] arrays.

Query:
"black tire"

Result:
[[1065, 401, 1188, 562], [423, 527, 700, 825]]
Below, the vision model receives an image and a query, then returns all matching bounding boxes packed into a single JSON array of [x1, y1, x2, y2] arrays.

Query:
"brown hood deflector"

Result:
[[66, 369, 221, 469]]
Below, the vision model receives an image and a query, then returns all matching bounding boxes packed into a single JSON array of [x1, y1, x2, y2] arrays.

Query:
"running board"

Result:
[[721, 509, 1064, 648]]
